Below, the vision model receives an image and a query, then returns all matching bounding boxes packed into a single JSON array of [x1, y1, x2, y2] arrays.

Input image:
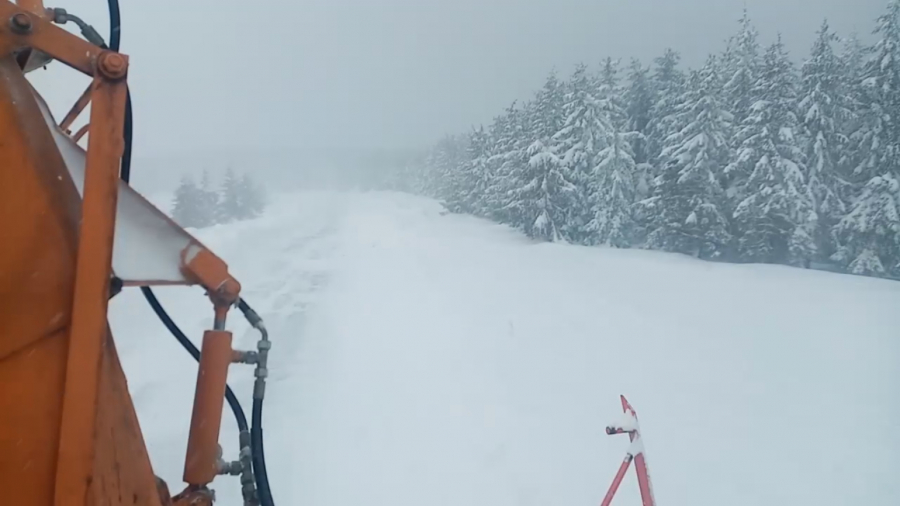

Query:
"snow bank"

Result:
[[111, 190, 900, 506]]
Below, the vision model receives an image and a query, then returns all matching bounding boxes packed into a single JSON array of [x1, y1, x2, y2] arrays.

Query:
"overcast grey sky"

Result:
[[31, 0, 881, 161]]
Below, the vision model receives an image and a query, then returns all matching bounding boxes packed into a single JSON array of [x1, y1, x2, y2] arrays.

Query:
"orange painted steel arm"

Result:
[[0, 2, 102, 76], [183, 330, 234, 486], [53, 56, 127, 506], [73, 122, 89, 141], [15, 0, 44, 15], [60, 82, 92, 131], [181, 247, 242, 307]]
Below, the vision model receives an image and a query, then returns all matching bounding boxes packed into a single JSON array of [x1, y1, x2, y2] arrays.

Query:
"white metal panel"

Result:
[[34, 90, 195, 285]]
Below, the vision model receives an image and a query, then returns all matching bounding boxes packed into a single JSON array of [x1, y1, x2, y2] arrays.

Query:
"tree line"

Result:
[[391, 2, 900, 280], [172, 168, 266, 228]]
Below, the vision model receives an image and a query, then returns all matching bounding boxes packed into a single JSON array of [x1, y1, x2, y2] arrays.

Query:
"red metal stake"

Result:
[[634, 452, 655, 506], [600, 455, 633, 506]]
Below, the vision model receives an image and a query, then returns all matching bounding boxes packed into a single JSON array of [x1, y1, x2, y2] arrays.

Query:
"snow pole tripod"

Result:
[[600, 395, 657, 506]]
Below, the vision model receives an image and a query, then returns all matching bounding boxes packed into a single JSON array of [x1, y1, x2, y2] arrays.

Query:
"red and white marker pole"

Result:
[[600, 395, 656, 506]]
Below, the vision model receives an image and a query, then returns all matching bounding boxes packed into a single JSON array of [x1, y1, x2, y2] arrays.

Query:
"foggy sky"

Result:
[[32, 0, 881, 164]]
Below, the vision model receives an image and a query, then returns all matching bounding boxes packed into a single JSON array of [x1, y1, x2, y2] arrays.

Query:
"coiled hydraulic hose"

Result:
[[105, 1, 274, 504]]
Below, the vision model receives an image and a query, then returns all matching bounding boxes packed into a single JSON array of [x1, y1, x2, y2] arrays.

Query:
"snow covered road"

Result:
[[111, 190, 900, 506]]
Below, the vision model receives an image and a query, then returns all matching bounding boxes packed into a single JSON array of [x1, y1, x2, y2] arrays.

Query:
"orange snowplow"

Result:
[[0, 1, 273, 504]]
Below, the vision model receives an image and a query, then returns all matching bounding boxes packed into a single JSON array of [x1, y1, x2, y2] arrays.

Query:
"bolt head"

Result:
[[97, 52, 127, 79], [9, 13, 32, 33]]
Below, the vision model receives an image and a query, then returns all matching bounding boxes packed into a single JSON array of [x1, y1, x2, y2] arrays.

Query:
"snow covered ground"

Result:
[[110, 190, 900, 506]]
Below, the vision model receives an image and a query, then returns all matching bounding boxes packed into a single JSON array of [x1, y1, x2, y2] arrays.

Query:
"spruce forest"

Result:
[[395, 3, 900, 280]]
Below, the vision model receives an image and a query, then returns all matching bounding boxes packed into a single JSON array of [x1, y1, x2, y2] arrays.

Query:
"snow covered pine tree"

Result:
[[729, 38, 815, 266], [799, 20, 853, 261], [833, 0, 900, 276], [640, 57, 733, 259]]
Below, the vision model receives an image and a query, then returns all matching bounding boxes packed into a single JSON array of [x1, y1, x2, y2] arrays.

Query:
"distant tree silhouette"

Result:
[[172, 168, 267, 228], [171, 175, 210, 228]]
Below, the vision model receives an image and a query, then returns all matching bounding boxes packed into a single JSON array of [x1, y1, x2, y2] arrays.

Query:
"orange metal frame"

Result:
[[59, 82, 91, 133], [0, 1, 246, 505]]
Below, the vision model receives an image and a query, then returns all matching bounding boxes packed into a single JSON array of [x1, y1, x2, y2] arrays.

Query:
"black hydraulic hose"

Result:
[[251, 399, 273, 506], [102, 0, 130, 182], [107, 0, 121, 52], [103, 0, 246, 433], [141, 287, 250, 432], [121, 89, 133, 181], [104, 2, 273, 503], [124, 107, 253, 451], [238, 299, 275, 506]]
